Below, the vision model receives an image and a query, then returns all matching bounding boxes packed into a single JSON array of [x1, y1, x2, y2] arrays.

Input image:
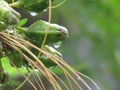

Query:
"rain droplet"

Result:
[[53, 41, 62, 48], [30, 12, 38, 16]]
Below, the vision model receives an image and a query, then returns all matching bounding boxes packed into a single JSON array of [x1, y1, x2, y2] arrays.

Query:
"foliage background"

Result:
[[1, 0, 120, 90], [51, 0, 120, 90]]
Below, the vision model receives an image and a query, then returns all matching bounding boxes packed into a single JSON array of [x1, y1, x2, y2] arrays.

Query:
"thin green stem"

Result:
[[38, 0, 52, 58]]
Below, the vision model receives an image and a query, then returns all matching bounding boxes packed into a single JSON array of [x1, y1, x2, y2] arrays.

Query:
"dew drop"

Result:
[[53, 41, 62, 48], [30, 12, 38, 16]]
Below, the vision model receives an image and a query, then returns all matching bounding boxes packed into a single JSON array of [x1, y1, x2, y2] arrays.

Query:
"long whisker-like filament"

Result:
[[25, 64, 46, 90], [64, 72, 74, 90], [26, 68, 46, 90], [42, 48, 99, 90], [0, 31, 99, 90], [0, 32, 62, 90], [49, 70, 69, 90], [0, 40, 38, 90], [10, 61, 38, 90]]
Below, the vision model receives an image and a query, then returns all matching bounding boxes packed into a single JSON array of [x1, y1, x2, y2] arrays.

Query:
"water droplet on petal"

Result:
[[53, 41, 62, 48], [30, 12, 38, 16]]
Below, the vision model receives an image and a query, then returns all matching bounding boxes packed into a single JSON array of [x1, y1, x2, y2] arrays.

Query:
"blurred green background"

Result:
[[1, 0, 120, 90], [52, 0, 120, 90]]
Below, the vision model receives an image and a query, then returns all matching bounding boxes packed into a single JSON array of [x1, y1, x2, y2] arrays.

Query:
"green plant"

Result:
[[0, 0, 99, 90]]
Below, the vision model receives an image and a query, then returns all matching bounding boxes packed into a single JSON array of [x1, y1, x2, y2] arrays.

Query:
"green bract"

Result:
[[0, 20, 68, 68], [16, 20, 68, 68], [0, 0, 68, 69], [17, 20, 68, 47], [0, 0, 69, 85], [0, 0, 21, 25]]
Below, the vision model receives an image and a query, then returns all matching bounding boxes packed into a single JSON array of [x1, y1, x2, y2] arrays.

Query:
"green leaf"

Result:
[[1, 57, 28, 76], [17, 18, 28, 26], [18, 0, 52, 13]]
